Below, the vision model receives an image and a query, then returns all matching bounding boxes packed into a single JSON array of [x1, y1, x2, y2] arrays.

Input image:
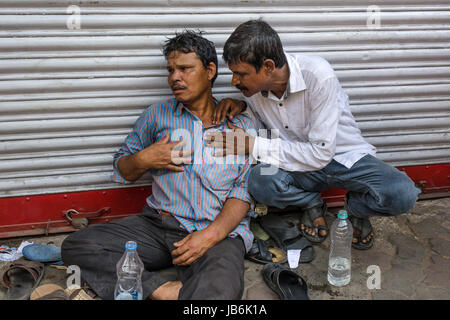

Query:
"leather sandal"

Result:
[[260, 214, 315, 263], [300, 203, 329, 243], [0, 257, 45, 300], [245, 238, 287, 265], [349, 215, 374, 250]]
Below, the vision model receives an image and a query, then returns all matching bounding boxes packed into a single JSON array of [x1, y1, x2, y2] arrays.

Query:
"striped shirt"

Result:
[[112, 98, 255, 252]]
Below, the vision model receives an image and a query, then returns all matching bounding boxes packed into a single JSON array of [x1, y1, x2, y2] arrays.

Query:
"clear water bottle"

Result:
[[327, 210, 353, 287], [114, 241, 144, 300]]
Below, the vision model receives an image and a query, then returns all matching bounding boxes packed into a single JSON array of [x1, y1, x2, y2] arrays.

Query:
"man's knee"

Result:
[[61, 228, 100, 265], [185, 256, 244, 300], [378, 173, 420, 215], [248, 164, 289, 202]]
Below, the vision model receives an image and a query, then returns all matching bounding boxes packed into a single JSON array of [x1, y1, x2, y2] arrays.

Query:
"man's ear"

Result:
[[262, 59, 276, 75], [207, 62, 217, 81]]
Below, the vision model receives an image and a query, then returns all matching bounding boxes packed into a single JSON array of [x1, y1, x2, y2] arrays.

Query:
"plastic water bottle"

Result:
[[327, 210, 353, 287], [114, 241, 144, 300]]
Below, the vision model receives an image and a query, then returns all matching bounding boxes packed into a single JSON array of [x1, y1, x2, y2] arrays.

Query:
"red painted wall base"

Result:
[[0, 163, 448, 239]]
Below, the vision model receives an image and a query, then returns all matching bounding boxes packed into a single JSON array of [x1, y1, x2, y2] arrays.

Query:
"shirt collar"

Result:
[[174, 100, 184, 116], [261, 52, 306, 100], [173, 97, 219, 118]]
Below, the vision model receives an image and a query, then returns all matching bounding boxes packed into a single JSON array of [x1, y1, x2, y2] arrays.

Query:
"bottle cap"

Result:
[[125, 241, 137, 251], [337, 210, 348, 219]]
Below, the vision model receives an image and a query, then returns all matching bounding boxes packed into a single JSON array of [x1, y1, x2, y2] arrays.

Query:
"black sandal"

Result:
[[300, 203, 329, 243], [260, 214, 315, 263], [348, 215, 374, 250], [262, 263, 309, 300], [245, 238, 287, 265]]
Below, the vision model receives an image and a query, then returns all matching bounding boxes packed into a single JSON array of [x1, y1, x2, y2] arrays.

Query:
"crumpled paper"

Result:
[[0, 241, 33, 261]]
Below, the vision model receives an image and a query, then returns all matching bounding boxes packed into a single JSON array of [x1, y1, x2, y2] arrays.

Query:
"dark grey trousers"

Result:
[[61, 205, 246, 300]]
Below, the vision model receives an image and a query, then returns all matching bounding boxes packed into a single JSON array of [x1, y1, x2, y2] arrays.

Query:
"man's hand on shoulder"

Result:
[[212, 98, 246, 125], [204, 121, 255, 156]]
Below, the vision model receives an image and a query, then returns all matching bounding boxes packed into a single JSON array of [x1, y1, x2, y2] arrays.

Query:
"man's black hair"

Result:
[[162, 30, 218, 86], [223, 19, 287, 72]]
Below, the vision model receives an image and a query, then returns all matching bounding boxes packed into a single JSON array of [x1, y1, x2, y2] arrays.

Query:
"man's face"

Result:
[[228, 61, 269, 97], [167, 51, 215, 105]]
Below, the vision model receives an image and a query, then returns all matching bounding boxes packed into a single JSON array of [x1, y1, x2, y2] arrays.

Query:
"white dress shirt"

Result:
[[245, 52, 376, 172]]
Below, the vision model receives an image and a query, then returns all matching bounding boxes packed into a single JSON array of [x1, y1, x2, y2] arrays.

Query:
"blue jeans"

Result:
[[248, 155, 421, 218]]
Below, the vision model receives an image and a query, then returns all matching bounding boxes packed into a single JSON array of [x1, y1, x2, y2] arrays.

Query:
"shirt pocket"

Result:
[[287, 95, 310, 138], [200, 163, 240, 191]]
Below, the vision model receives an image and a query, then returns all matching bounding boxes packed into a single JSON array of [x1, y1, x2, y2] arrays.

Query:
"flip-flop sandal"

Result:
[[260, 214, 315, 263], [245, 238, 287, 265], [0, 258, 45, 300], [349, 215, 374, 250], [262, 262, 309, 300], [300, 203, 329, 243]]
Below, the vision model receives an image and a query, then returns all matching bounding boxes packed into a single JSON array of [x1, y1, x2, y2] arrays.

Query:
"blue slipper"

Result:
[[22, 244, 63, 265]]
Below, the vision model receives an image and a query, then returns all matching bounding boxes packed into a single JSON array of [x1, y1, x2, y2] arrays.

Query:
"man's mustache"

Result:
[[235, 85, 248, 91], [171, 83, 187, 90]]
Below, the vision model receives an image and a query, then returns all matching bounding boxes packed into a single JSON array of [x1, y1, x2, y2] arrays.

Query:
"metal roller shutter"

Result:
[[1, 0, 449, 198]]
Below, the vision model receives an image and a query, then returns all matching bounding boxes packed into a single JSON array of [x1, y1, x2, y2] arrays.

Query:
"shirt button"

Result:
[[285, 125, 289, 129], [279, 103, 283, 107]]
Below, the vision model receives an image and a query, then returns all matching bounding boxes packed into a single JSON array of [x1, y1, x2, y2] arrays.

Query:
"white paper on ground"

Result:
[[287, 249, 302, 269], [0, 241, 33, 261]]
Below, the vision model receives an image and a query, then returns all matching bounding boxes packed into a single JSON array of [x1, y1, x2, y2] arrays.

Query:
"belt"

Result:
[[160, 210, 173, 217]]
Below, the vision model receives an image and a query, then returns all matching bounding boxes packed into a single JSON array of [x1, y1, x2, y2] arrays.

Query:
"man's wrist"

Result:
[[203, 224, 225, 244], [134, 149, 152, 171]]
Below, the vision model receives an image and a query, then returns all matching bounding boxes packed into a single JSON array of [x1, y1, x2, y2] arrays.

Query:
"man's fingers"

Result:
[[171, 148, 192, 164], [173, 235, 190, 248], [165, 164, 184, 172], [205, 139, 225, 149], [171, 156, 192, 165], [177, 256, 197, 266], [215, 103, 230, 124], [213, 150, 227, 157], [226, 121, 241, 131], [204, 132, 224, 144], [179, 149, 193, 157], [158, 134, 170, 144], [172, 249, 199, 266]]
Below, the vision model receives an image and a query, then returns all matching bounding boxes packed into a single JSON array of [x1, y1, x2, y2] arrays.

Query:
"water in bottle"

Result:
[[327, 210, 353, 287], [114, 241, 144, 300]]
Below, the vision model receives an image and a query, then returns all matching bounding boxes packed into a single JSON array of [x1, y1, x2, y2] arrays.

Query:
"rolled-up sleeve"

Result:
[[111, 107, 155, 184]]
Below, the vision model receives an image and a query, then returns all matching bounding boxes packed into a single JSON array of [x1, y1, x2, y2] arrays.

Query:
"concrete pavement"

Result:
[[1, 197, 449, 300]]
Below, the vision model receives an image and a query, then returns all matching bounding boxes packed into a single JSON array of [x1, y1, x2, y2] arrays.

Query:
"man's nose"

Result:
[[169, 69, 182, 82], [231, 74, 239, 86]]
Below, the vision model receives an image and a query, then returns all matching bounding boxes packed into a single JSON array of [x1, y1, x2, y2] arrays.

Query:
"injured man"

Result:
[[61, 30, 256, 300]]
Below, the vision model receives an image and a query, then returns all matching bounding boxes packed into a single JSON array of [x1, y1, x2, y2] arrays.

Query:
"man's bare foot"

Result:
[[300, 216, 328, 238], [352, 227, 374, 245], [149, 281, 182, 300]]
